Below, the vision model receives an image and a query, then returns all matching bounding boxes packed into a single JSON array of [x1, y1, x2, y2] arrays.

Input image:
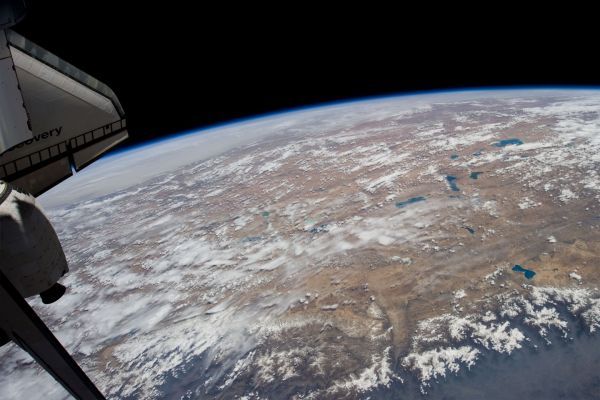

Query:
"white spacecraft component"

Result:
[[0, 5, 127, 398], [0, 181, 68, 303], [0, 29, 127, 196]]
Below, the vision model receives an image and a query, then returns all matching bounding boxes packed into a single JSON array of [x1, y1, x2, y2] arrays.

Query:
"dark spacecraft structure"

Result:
[[0, 2, 127, 398]]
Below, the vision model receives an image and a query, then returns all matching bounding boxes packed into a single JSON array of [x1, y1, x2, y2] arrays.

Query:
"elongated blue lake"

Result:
[[494, 138, 523, 147], [446, 175, 460, 192], [512, 264, 536, 279], [396, 196, 426, 208], [470, 171, 483, 179]]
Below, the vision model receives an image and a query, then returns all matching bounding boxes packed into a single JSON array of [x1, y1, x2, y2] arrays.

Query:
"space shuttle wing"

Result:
[[0, 271, 106, 399], [0, 29, 127, 196]]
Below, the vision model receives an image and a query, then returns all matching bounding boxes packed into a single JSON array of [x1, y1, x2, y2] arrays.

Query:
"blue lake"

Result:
[[470, 171, 483, 179], [464, 226, 475, 234], [512, 264, 536, 279], [450, 154, 459, 159], [446, 175, 460, 191], [494, 138, 523, 147], [396, 196, 426, 208]]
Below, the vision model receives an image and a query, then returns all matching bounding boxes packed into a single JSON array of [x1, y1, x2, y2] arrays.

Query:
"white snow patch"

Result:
[[402, 346, 480, 385], [524, 307, 568, 337], [569, 272, 582, 282], [518, 197, 541, 209], [559, 188, 578, 203], [329, 347, 397, 394]]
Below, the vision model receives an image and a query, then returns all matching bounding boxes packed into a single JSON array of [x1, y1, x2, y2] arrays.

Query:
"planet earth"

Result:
[[1, 89, 600, 399]]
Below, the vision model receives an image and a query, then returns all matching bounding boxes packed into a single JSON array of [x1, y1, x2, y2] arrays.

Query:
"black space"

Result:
[[12, 1, 600, 149]]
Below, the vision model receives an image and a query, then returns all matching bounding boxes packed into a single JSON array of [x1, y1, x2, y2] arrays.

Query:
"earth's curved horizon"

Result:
[[2, 88, 600, 399]]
